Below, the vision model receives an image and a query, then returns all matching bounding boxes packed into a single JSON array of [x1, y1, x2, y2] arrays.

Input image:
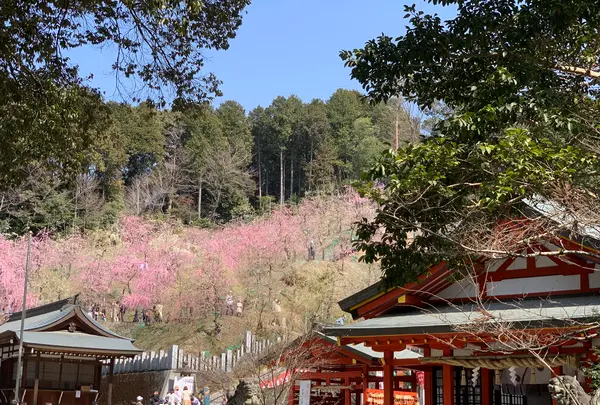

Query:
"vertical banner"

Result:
[[298, 380, 311, 405], [175, 375, 196, 394]]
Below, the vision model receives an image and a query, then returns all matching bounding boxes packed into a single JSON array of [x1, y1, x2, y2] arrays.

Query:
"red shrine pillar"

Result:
[[481, 368, 491, 405], [423, 368, 433, 405], [363, 364, 370, 405], [442, 365, 454, 405], [383, 351, 394, 405], [345, 377, 351, 405]]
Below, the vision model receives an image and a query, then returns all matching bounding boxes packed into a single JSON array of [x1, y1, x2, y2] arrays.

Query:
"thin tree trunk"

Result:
[[136, 182, 140, 215], [197, 179, 202, 219], [395, 109, 399, 150], [290, 157, 294, 199], [258, 147, 262, 198], [298, 164, 301, 197], [279, 148, 284, 206], [309, 139, 314, 191]]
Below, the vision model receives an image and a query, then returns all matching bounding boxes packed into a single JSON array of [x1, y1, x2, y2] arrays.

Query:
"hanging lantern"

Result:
[[461, 369, 467, 386]]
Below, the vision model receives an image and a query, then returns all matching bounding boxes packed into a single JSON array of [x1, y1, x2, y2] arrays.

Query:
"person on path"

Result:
[[191, 394, 200, 405], [136, 396, 144, 405], [182, 387, 192, 405], [225, 292, 234, 315], [119, 302, 126, 322], [165, 389, 175, 405], [149, 391, 161, 405], [202, 387, 210, 405], [235, 299, 243, 316], [154, 304, 164, 322], [111, 301, 120, 322], [173, 386, 182, 402]]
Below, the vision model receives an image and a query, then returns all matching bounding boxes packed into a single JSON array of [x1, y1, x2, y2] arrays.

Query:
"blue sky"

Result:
[[69, 1, 455, 111]]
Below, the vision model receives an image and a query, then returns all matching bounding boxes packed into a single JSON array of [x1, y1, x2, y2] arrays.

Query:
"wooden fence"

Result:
[[104, 331, 278, 375]]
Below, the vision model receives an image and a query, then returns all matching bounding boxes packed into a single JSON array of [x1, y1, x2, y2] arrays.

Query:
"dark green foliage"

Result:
[[0, 88, 420, 235], [0, 0, 251, 186], [342, 0, 600, 286]]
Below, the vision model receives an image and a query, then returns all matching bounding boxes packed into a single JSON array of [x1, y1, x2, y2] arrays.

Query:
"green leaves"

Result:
[[353, 124, 598, 286]]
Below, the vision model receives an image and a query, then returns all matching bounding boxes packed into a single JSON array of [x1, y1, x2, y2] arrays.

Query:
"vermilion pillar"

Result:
[[362, 365, 369, 405], [481, 368, 490, 405], [383, 351, 394, 405], [424, 368, 433, 405], [345, 377, 351, 405], [443, 365, 454, 405]]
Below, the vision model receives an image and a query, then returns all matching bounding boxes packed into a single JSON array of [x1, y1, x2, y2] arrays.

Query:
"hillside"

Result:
[[0, 190, 379, 353]]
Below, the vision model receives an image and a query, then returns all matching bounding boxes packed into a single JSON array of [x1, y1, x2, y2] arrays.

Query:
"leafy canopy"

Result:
[[0, 0, 250, 183], [343, 0, 600, 286]]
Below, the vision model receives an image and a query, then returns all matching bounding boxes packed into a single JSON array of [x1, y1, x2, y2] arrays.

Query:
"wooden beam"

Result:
[[443, 365, 454, 405], [108, 358, 115, 405], [33, 352, 40, 405], [397, 295, 423, 306]]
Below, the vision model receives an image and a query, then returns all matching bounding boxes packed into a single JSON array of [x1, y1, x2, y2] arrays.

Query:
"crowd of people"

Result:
[[86, 302, 164, 324], [135, 386, 212, 405], [85, 293, 246, 326]]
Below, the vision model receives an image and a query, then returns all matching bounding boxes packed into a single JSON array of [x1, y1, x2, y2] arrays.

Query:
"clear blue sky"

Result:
[[69, 1, 455, 112]]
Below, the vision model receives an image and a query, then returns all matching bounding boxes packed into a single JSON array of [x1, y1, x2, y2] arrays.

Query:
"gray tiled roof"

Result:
[[16, 331, 141, 354], [0, 307, 68, 333], [325, 295, 600, 337], [0, 305, 129, 340]]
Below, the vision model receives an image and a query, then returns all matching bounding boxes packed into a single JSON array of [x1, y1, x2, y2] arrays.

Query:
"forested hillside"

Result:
[[0, 189, 379, 350], [0, 89, 420, 236]]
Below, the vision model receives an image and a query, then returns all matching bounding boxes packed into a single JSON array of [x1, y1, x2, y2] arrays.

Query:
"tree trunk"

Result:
[[258, 146, 262, 199], [395, 109, 399, 150], [279, 148, 284, 206], [197, 179, 202, 219], [136, 182, 140, 215], [290, 157, 294, 200], [309, 139, 314, 191]]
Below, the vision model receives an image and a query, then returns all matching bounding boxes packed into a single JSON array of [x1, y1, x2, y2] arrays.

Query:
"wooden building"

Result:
[[261, 333, 420, 405], [0, 295, 141, 405], [324, 229, 600, 405]]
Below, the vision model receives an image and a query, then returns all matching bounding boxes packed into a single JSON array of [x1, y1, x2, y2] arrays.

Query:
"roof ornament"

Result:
[[68, 322, 77, 333]]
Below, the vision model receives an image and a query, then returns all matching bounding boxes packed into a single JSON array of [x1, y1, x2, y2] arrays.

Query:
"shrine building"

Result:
[[0, 295, 141, 405], [324, 226, 600, 405], [261, 332, 421, 405]]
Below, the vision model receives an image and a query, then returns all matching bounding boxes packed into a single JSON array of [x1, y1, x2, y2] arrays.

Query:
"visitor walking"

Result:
[[225, 292, 234, 315], [149, 391, 161, 405], [202, 387, 210, 405], [154, 304, 164, 322], [111, 301, 120, 322], [119, 302, 126, 322], [235, 299, 243, 316], [136, 396, 144, 405], [182, 387, 192, 405]]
